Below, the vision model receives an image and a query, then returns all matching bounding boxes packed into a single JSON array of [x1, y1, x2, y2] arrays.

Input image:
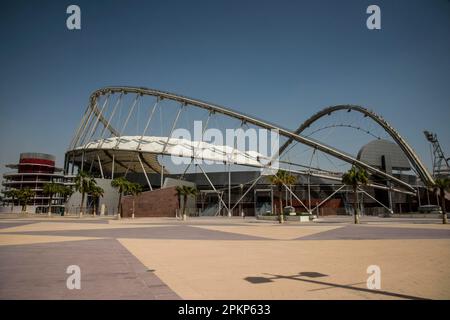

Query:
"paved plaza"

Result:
[[0, 215, 449, 300]]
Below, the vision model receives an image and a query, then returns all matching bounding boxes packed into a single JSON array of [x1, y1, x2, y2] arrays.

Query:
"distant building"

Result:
[[1, 153, 67, 213]]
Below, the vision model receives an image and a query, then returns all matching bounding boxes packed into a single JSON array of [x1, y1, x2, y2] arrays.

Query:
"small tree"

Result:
[[176, 186, 198, 221], [89, 185, 104, 216], [269, 170, 297, 224], [17, 188, 35, 213], [342, 166, 369, 224], [433, 178, 450, 224], [4, 189, 20, 212], [43, 183, 63, 217], [60, 186, 74, 202], [127, 183, 143, 219], [74, 171, 97, 217], [111, 177, 131, 219]]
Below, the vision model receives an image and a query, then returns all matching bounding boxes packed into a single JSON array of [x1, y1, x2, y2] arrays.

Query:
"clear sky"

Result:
[[0, 0, 449, 179]]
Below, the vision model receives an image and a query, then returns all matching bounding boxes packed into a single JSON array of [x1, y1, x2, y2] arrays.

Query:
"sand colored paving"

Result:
[[119, 238, 450, 300], [0, 221, 171, 233], [192, 224, 342, 240], [0, 234, 104, 246], [362, 223, 450, 230], [1, 216, 449, 299]]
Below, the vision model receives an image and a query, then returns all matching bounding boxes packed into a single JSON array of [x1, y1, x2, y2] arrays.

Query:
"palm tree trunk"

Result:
[[178, 193, 181, 219], [117, 192, 122, 219], [354, 186, 360, 224], [48, 194, 53, 217], [80, 193, 85, 217], [10, 197, 14, 212], [441, 190, 447, 224], [132, 198, 135, 219], [278, 188, 284, 224], [182, 196, 187, 221]]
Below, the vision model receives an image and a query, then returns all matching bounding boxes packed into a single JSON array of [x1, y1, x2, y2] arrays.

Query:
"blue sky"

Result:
[[0, 0, 449, 178]]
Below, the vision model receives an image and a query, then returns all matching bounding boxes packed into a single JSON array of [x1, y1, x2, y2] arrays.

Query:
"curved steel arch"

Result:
[[278, 105, 434, 186], [71, 87, 420, 191]]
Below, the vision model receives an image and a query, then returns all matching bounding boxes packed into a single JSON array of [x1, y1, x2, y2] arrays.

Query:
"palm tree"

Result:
[[269, 170, 297, 224], [43, 183, 63, 217], [74, 171, 96, 217], [127, 183, 143, 219], [17, 188, 35, 213], [60, 185, 74, 202], [4, 189, 20, 212], [433, 178, 450, 224], [176, 185, 198, 221], [111, 177, 131, 219], [59, 185, 74, 216], [89, 185, 104, 216], [342, 166, 369, 224], [176, 186, 182, 218]]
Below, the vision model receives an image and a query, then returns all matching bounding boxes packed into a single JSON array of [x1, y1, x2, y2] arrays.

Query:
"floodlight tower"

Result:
[[423, 131, 450, 178]]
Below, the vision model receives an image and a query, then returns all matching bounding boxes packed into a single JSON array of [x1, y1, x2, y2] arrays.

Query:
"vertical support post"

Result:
[[97, 154, 104, 179], [307, 148, 316, 214], [137, 153, 152, 191], [307, 174, 311, 213], [160, 164, 164, 188], [111, 154, 115, 180], [271, 187, 274, 214], [254, 188, 257, 216], [240, 184, 243, 217], [228, 163, 231, 217]]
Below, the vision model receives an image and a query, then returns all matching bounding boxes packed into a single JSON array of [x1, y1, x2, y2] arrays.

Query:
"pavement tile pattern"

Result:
[[0, 216, 449, 300]]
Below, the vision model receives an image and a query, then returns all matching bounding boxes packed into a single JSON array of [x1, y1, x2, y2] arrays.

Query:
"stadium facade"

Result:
[[2, 87, 447, 216]]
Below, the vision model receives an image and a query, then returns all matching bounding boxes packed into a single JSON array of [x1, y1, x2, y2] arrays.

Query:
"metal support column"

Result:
[[97, 154, 104, 179], [137, 153, 153, 191], [228, 163, 231, 217]]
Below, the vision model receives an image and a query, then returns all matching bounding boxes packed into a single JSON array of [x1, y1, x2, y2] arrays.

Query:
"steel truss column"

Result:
[[97, 154, 104, 179], [137, 153, 152, 191], [357, 187, 393, 214], [307, 148, 316, 213], [282, 182, 310, 212], [196, 164, 229, 211], [311, 185, 346, 215], [228, 163, 231, 217], [111, 154, 115, 180], [230, 175, 264, 212]]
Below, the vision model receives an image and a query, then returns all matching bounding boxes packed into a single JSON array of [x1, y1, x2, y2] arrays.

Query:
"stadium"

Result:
[[54, 86, 448, 218]]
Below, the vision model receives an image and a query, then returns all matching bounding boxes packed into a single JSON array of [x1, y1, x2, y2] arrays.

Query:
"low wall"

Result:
[[121, 187, 180, 218]]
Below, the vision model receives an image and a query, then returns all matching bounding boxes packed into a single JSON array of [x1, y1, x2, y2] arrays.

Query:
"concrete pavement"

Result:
[[0, 215, 449, 299]]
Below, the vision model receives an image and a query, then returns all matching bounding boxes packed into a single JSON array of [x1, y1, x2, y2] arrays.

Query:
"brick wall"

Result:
[[121, 187, 180, 218]]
